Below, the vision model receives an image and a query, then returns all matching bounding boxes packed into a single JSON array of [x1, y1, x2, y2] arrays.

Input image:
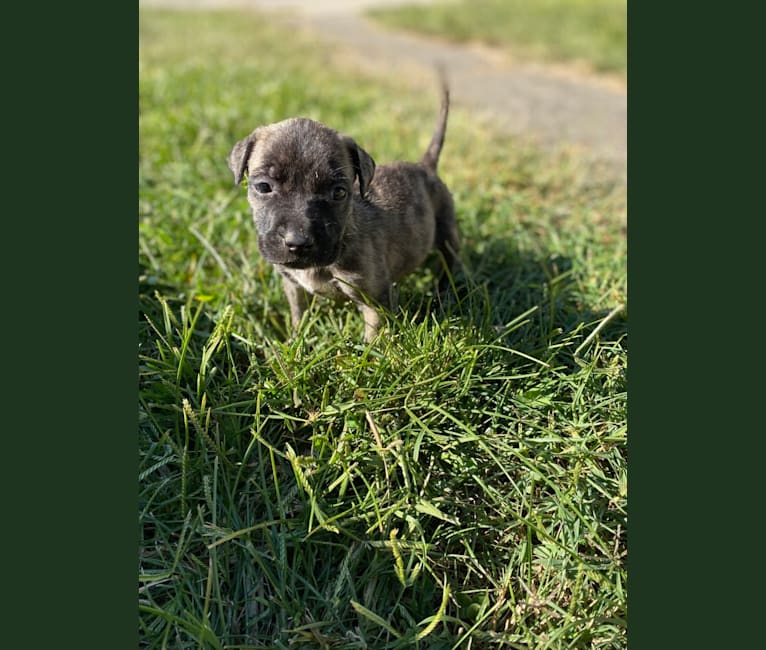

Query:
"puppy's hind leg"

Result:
[[434, 203, 461, 295]]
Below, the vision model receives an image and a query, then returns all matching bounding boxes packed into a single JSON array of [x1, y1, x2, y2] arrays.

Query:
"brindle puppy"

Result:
[[227, 85, 459, 342]]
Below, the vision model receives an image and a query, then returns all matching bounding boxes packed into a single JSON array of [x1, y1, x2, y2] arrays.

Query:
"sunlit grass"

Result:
[[139, 9, 626, 648], [369, 0, 627, 78]]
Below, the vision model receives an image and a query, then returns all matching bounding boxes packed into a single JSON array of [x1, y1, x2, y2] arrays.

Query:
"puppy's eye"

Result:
[[253, 182, 273, 194], [331, 186, 348, 201]]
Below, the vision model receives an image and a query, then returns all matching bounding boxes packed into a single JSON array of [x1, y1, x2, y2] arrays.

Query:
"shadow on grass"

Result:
[[396, 236, 627, 372]]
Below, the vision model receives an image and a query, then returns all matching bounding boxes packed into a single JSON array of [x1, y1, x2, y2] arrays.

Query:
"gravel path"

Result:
[[141, 0, 626, 180]]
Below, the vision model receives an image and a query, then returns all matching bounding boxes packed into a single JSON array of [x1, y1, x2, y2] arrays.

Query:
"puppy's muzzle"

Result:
[[260, 222, 340, 269], [281, 228, 314, 254]]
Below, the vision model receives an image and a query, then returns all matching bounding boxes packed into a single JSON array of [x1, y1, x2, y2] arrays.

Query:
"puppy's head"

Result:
[[227, 118, 375, 269]]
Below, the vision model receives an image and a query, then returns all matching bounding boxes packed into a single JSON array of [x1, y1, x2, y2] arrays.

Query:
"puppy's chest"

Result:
[[282, 267, 348, 300]]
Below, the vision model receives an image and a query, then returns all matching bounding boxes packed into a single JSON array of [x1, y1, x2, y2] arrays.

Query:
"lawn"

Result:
[[368, 0, 627, 78], [139, 9, 627, 648]]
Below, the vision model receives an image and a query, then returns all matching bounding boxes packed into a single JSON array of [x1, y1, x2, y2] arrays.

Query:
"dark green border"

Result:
[[629, 2, 760, 647], [5, 0, 754, 646], [627, 0, 680, 644], [4, 3, 137, 647]]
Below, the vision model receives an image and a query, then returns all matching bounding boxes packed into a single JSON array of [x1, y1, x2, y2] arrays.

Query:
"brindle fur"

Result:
[[228, 85, 458, 342]]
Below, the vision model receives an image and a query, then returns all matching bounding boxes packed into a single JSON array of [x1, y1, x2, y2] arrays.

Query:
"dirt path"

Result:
[[140, 0, 626, 181]]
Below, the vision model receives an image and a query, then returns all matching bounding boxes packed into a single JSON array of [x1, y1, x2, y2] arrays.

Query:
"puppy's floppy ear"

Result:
[[343, 136, 376, 197], [227, 131, 258, 186]]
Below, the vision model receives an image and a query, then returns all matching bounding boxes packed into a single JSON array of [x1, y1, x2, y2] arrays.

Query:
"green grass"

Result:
[[368, 0, 627, 78], [139, 9, 627, 648]]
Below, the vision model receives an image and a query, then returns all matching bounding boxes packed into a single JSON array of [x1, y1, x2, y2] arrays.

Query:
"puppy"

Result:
[[227, 85, 459, 342]]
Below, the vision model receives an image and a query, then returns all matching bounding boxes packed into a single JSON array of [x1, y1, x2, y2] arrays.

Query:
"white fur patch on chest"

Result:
[[287, 267, 347, 300]]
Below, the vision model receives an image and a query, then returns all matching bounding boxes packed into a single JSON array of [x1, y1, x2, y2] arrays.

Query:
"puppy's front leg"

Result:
[[360, 304, 382, 343], [359, 285, 396, 343], [280, 274, 309, 333]]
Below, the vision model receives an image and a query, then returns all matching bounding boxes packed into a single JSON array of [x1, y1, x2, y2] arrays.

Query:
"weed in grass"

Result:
[[140, 9, 626, 649]]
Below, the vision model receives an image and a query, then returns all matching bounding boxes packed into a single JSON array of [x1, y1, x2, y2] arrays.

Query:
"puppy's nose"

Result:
[[283, 230, 312, 253]]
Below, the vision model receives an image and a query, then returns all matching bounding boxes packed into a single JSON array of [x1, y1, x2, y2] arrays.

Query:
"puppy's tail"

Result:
[[421, 76, 450, 174]]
